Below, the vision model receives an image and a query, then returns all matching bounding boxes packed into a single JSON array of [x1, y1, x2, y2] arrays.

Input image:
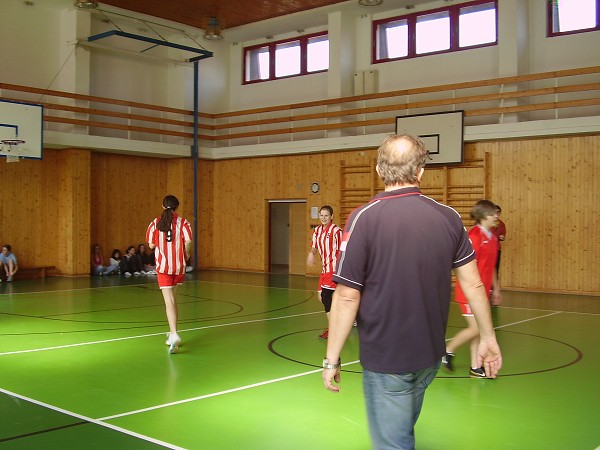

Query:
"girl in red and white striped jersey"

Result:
[[146, 195, 193, 354], [307, 205, 343, 339]]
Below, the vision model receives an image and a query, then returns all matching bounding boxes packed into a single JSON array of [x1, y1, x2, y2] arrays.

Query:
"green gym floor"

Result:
[[0, 271, 598, 450]]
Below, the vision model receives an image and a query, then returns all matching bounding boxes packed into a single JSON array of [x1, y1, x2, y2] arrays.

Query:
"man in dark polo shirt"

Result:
[[321, 134, 502, 450]]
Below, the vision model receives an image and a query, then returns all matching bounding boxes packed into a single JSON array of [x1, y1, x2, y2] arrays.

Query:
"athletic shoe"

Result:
[[124, 272, 132, 277], [469, 367, 487, 378], [140, 270, 147, 275], [133, 271, 141, 276], [442, 352, 455, 372], [168, 334, 182, 354], [165, 333, 181, 346], [319, 329, 329, 340], [7, 276, 13, 282]]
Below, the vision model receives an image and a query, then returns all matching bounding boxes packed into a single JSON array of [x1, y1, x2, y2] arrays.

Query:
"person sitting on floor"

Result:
[[109, 249, 122, 275], [0, 245, 19, 282], [119, 245, 145, 277], [137, 243, 156, 274], [91, 244, 118, 276]]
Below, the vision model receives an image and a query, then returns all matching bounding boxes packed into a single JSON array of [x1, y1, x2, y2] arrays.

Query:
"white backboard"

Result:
[[396, 111, 464, 165], [0, 100, 43, 159]]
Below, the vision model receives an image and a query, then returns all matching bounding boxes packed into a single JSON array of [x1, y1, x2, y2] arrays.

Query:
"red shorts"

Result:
[[157, 273, 185, 289], [318, 272, 337, 291], [457, 301, 473, 316]]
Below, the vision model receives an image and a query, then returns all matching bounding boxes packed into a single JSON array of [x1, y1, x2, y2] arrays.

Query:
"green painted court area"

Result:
[[0, 272, 598, 449]]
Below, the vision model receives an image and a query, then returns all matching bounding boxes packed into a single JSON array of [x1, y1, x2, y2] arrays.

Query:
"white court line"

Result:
[[98, 359, 362, 421], [0, 387, 185, 450], [446, 310, 563, 340], [493, 311, 562, 330], [0, 311, 321, 356]]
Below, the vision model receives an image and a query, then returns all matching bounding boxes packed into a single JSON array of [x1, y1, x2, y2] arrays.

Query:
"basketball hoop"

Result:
[[1, 139, 25, 163]]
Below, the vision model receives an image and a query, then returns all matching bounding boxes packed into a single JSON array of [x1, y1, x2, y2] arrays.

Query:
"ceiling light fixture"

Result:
[[358, 0, 383, 6], [203, 16, 224, 41], [74, 0, 99, 8]]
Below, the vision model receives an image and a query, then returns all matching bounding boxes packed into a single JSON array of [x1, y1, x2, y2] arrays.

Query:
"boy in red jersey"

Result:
[[492, 204, 506, 283], [146, 195, 192, 354], [444, 200, 502, 377], [307, 205, 342, 339]]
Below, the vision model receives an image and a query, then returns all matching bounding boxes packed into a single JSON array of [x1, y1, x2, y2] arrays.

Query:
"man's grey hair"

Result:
[[376, 134, 429, 186]]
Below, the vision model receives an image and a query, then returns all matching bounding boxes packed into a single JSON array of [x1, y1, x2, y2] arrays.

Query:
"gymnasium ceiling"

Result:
[[94, 0, 420, 41], [99, 0, 350, 30]]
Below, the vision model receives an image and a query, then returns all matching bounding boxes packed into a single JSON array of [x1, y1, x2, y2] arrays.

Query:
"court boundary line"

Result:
[[0, 387, 184, 449], [1, 307, 590, 445], [81, 311, 570, 421], [97, 359, 362, 421], [0, 311, 322, 356], [93, 310, 578, 420], [493, 311, 562, 329]]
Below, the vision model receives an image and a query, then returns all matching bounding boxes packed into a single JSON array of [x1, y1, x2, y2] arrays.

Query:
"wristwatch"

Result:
[[323, 357, 341, 370]]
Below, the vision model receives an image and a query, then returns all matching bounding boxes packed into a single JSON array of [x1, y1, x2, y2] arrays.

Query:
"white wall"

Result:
[[0, 0, 68, 89], [527, 0, 600, 73], [2, 0, 599, 118]]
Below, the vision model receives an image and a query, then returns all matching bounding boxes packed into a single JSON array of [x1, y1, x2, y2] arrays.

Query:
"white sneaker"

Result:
[[133, 271, 141, 276], [124, 272, 132, 277], [140, 270, 147, 275], [168, 334, 182, 354]]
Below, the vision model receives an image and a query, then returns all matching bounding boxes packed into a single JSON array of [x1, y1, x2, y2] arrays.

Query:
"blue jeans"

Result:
[[363, 362, 441, 450]]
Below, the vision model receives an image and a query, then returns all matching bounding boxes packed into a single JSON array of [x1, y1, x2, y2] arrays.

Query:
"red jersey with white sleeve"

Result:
[[454, 225, 498, 304], [311, 222, 342, 274], [146, 213, 192, 275]]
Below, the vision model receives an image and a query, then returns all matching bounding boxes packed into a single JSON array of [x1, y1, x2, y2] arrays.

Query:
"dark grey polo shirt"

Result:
[[333, 187, 475, 373]]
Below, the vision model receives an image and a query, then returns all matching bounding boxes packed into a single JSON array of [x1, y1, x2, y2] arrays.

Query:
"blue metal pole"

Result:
[[193, 61, 199, 269]]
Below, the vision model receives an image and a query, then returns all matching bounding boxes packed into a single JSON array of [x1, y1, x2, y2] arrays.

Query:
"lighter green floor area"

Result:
[[0, 271, 598, 449]]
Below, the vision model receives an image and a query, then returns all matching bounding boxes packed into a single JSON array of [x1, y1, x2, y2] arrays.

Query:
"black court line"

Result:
[[268, 328, 584, 379]]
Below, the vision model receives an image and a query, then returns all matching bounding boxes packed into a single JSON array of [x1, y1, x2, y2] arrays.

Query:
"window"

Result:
[[244, 32, 328, 83], [459, 3, 497, 47], [416, 11, 450, 55], [374, 0, 497, 63], [548, 0, 599, 36]]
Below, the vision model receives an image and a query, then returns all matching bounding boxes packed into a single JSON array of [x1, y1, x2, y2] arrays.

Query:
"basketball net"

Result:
[[1, 139, 25, 163]]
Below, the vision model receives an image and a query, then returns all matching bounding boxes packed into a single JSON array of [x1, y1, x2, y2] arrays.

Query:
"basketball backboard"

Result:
[[0, 100, 43, 160], [396, 111, 464, 165]]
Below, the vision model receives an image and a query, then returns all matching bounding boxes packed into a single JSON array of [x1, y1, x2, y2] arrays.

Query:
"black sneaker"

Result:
[[442, 352, 455, 372], [469, 367, 487, 378]]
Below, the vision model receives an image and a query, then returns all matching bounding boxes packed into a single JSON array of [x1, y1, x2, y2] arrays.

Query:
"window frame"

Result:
[[243, 32, 328, 84], [546, 0, 600, 38], [372, 0, 497, 64]]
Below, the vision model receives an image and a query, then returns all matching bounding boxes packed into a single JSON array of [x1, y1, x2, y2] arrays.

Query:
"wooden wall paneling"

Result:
[[420, 166, 446, 203], [198, 159, 215, 268], [339, 153, 379, 227], [56, 149, 91, 275], [90, 153, 169, 261], [0, 153, 59, 270], [485, 136, 599, 294]]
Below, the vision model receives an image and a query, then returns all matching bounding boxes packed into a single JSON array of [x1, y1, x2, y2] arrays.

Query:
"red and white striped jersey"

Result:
[[146, 213, 192, 275], [311, 222, 342, 274]]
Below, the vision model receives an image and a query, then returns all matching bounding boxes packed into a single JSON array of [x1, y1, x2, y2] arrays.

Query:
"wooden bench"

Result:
[[18, 266, 56, 279]]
